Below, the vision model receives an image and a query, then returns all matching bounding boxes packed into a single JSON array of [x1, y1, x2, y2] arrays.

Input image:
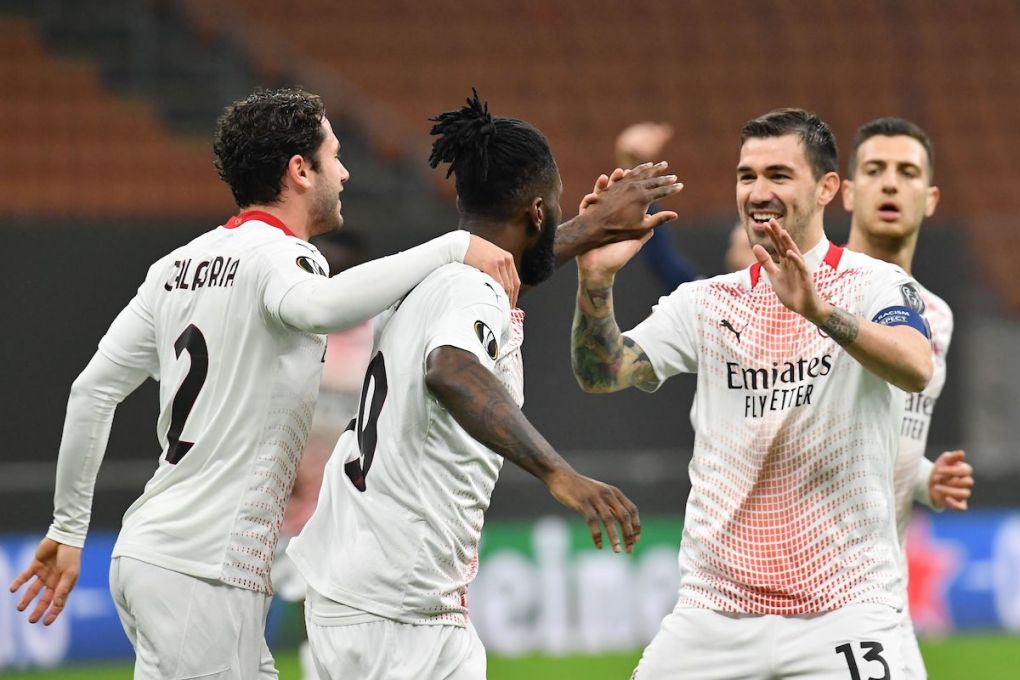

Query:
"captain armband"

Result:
[[871, 306, 931, 339]]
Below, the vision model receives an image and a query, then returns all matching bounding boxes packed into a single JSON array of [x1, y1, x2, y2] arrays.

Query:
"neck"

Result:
[[846, 223, 917, 273], [243, 202, 313, 241], [792, 221, 826, 255], [459, 214, 528, 271]]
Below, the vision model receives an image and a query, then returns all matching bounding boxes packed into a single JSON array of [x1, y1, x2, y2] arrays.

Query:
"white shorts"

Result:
[[304, 603, 485, 680], [109, 556, 277, 680], [633, 604, 904, 680], [899, 606, 927, 680]]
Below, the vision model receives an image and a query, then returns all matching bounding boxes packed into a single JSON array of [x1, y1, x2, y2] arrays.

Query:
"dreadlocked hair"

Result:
[[428, 88, 557, 219]]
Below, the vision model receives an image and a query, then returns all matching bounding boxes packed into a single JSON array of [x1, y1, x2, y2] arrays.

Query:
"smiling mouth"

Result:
[[748, 210, 783, 229]]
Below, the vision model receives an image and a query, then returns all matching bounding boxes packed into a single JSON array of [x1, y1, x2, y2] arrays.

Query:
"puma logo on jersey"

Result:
[[474, 320, 498, 359], [720, 319, 749, 343], [296, 255, 326, 276]]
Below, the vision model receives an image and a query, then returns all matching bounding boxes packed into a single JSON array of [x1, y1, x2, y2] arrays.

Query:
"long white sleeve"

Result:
[[46, 352, 149, 547], [278, 230, 470, 333], [911, 455, 937, 509]]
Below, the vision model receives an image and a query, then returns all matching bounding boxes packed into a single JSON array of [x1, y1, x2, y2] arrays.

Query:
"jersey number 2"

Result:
[[166, 324, 208, 464], [344, 351, 388, 491]]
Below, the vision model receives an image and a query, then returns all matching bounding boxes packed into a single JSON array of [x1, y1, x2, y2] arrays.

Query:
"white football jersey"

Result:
[[625, 238, 931, 615], [288, 263, 523, 626], [893, 284, 953, 541], [101, 212, 328, 593]]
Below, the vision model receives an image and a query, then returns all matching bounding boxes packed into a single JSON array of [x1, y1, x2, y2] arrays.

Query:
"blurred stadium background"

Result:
[[2, 0, 1019, 677]]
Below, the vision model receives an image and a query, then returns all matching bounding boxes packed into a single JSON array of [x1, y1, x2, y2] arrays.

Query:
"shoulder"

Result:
[[243, 227, 328, 276], [838, 248, 909, 279], [914, 280, 954, 337], [672, 269, 750, 299], [418, 262, 509, 309]]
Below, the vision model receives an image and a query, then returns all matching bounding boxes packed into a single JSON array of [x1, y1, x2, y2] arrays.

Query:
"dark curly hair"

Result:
[[213, 88, 326, 208], [428, 88, 557, 219]]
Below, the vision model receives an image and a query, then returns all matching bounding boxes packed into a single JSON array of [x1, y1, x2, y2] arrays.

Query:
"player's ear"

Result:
[[817, 171, 840, 207], [528, 197, 544, 234], [286, 154, 314, 191], [841, 178, 855, 212], [924, 184, 940, 218]]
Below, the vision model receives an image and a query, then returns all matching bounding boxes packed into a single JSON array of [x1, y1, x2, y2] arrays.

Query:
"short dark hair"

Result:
[[740, 108, 838, 180], [213, 88, 326, 208], [428, 89, 558, 219], [848, 117, 935, 180]]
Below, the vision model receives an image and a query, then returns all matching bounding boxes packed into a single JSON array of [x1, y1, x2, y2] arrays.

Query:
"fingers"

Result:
[[28, 585, 55, 624], [647, 180, 684, 202], [43, 570, 78, 626], [644, 210, 678, 230], [624, 161, 667, 180], [938, 449, 966, 464], [504, 259, 520, 308], [604, 487, 641, 554], [10, 563, 36, 593], [465, 236, 520, 307], [752, 244, 778, 275], [585, 511, 604, 551], [596, 501, 622, 553], [581, 485, 641, 555], [579, 191, 600, 212], [607, 167, 627, 185], [16, 574, 46, 613], [933, 484, 971, 511]]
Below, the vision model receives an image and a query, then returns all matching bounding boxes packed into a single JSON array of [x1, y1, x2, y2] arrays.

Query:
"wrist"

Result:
[[554, 216, 585, 261], [542, 463, 576, 487], [578, 267, 615, 290], [807, 299, 833, 327]]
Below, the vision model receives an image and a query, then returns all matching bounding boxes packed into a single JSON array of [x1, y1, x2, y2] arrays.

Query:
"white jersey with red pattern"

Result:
[[893, 284, 953, 541], [288, 263, 524, 626], [625, 238, 931, 615], [104, 212, 329, 593]]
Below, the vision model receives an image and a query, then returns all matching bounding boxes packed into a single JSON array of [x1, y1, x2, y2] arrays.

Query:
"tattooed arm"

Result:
[[425, 346, 641, 553], [571, 279, 660, 393]]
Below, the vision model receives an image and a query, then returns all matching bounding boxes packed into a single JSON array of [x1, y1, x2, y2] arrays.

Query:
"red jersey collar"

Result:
[[749, 242, 844, 288], [224, 210, 296, 237]]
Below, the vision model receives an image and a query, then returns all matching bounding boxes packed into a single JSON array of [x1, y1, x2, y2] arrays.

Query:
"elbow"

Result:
[[570, 359, 611, 394], [900, 356, 933, 393]]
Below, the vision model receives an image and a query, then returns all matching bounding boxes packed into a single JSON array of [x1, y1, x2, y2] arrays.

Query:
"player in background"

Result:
[[572, 108, 934, 678], [287, 90, 682, 680], [7, 86, 523, 679], [843, 117, 975, 679], [615, 122, 699, 287]]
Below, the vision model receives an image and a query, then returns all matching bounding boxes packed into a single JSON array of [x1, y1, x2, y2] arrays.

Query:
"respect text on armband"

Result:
[[726, 355, 834, 418]]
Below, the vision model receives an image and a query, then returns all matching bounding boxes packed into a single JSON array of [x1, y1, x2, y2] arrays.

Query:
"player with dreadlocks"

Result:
[[287, 90, 682, 679]]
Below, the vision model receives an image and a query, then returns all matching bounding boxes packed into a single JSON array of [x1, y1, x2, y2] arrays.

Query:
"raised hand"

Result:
[[558, 162, 682, 267], [464, 234, 520, 307], [752, 219, 826, 322], [615, 122, 674, 169], [9, 537, 82, 625], [929, 449, 974, 511], [545, 469, 641, 554]]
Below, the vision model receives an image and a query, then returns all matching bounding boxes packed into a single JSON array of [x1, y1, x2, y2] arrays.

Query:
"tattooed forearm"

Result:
[[425, 347, 570, 482], [571, 283, 659, 392], [821, 306, 860, 346]]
